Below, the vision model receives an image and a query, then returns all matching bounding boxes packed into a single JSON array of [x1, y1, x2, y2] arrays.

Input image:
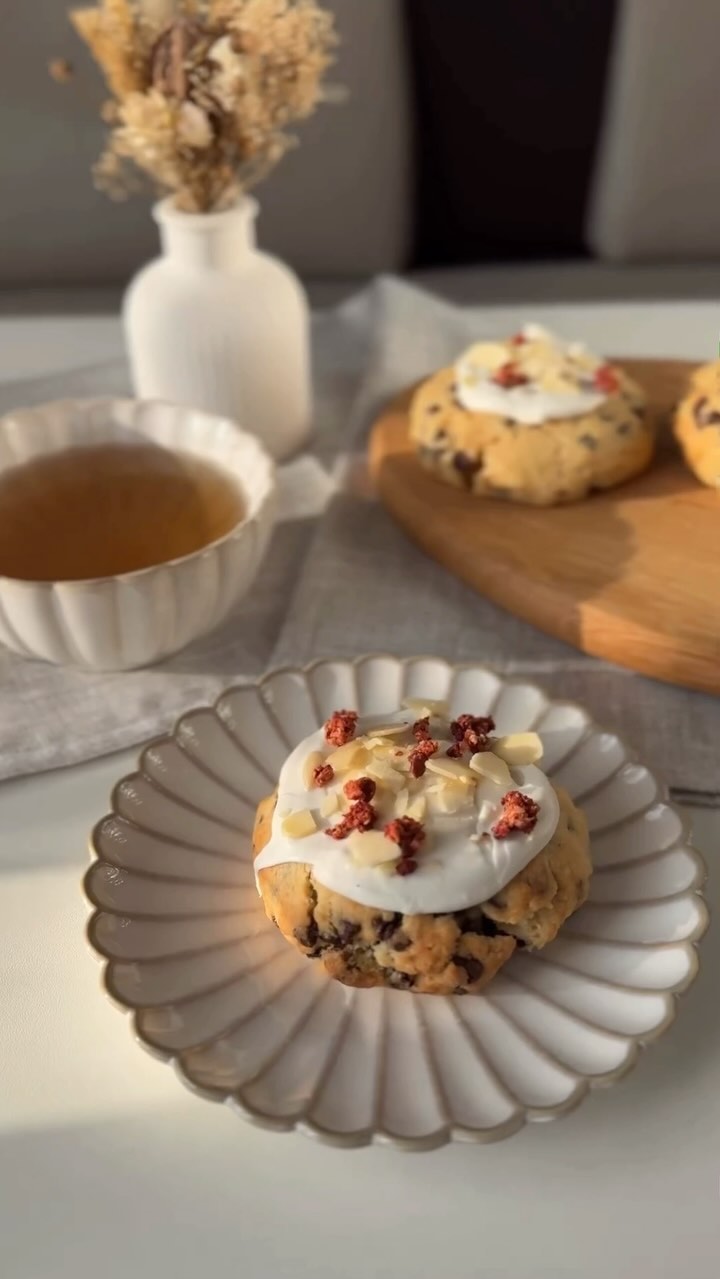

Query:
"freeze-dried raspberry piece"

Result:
[[493, 362, 528, 388], [343, 776, 376, 802], [491, 790, 540, 838], [412, 717, 432, 742], [323, 710, 358, 747], [325, 798, 377, 840], [594, 363, 619, 394], [395, 857, 418, 876], [408, 738, 438, 778], [450, 713, 496, 741], [447, 712, 495, 757], [384, 816, 426, 858]]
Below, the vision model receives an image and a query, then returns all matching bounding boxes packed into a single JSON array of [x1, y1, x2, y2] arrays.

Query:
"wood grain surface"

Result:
[[369, 359, 720, 696]]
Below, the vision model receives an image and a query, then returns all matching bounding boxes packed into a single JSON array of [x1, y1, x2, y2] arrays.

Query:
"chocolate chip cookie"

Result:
[[253, 784, 591, 995], [410, 330, 651, 505], [674, 361, 720, 489]]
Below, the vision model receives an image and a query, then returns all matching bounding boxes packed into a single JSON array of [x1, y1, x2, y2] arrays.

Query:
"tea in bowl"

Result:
[[0, 398, 276, 670]]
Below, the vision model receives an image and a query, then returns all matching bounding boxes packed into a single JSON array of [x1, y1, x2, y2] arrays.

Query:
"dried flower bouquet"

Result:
[[70, 0, 337, 211]]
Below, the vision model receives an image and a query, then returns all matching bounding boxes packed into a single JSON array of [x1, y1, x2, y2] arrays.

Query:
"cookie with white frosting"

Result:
[[410, 325, 651, 505], [674, 360, 720, 489], [253, 701, 591, 994]]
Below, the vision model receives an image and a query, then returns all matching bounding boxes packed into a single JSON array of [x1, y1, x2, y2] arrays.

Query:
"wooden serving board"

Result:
[[369, 358, 720, 696]]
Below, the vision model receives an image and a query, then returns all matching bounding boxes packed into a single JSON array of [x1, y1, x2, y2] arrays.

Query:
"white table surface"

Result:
[[1, 297, 719, 1279]]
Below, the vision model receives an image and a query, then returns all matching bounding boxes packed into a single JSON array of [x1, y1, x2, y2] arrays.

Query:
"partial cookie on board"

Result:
[[409, 327, 652, 506], [674, 360, 720, 489]]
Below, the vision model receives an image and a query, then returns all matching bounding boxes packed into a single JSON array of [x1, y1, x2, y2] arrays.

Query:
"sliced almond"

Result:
[[392, 751, 413, 775], [523, 323, 552, 342], [347, 830, 397, 867], [539, 367, 576, 394], [405, 794, 427, 821], [320, 792, 340, 818], [372, 742, 405, 761], [460, 341, 508, 372], [567, 343, 596, 370], [302, 750, 326, 789], [394, 787, 409, 818], [469, 750, 513, 788], [401, 696, 448, 716], [366, 759, 406, 793], [325, 740, 368, 772], [425, 757, 476, 783], [281, 809, 317, 839], [493, 732, 543, 766], [432, 785, 472, 815], [363, 722, 409, 738]]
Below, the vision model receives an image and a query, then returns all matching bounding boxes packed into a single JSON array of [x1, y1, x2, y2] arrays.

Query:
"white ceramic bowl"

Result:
[[85, 656, 708, 1150], [0, 398, 276, 670]]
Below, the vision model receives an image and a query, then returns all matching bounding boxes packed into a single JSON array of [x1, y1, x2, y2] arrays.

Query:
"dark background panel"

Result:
[[404, 0, 619, 266]]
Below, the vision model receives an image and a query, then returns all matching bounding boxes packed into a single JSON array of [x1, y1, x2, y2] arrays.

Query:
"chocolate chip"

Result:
[[454, 986, 468, 996], [427, 403, 442, 414], [453, 954, 484, 983], [457, 909, 499, 938], [453, 451, 482, 489], [578, 433, 598, 450], [504, 418, 516, 426], [374, 913, 402, 941], [694, 396, 720, 427], [616, 422, 631, 435], [454, 450, 481, 474], [389, 970, 415, 989], [293, 920, 318, 949], [316, 924, 361, 953], [337, 919, 360, 945], [389, 930, 411, 952], [435, 428, 448, 441]]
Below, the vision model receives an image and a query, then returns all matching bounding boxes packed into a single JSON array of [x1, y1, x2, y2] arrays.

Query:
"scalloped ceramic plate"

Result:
[[85, 656, 708, 1150]]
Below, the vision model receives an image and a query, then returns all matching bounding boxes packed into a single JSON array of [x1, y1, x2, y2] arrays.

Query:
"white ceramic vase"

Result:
[[123, 197, 312, 460]]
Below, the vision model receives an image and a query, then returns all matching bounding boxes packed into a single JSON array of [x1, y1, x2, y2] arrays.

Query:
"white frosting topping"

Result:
[[455, 323, 612, 425], [254, 710, 560, 914]]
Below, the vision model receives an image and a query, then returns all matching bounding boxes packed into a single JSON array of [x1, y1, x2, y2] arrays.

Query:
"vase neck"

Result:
[[154, 198, 258, 271]]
